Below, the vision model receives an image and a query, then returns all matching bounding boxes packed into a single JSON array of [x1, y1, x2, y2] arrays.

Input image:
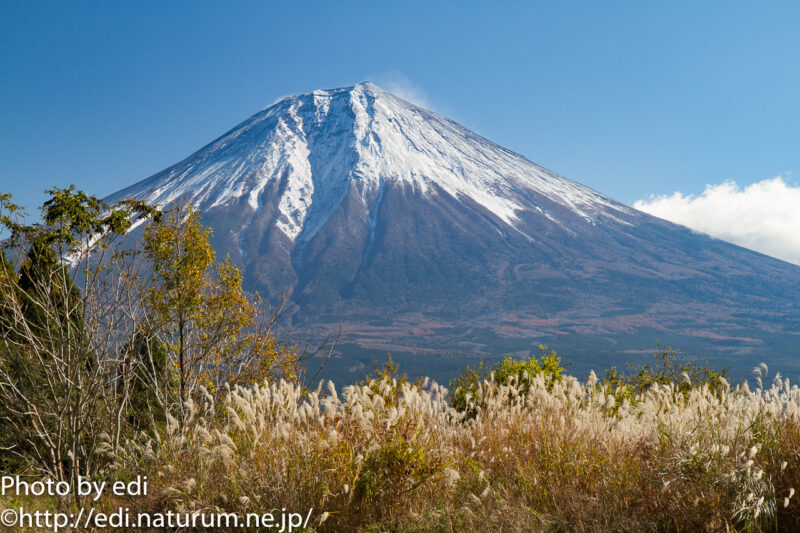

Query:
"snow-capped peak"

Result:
[[108, 82, 633, 241]]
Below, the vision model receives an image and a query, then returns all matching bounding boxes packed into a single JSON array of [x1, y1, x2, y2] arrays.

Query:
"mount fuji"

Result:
[[107, 82, 800, 378]]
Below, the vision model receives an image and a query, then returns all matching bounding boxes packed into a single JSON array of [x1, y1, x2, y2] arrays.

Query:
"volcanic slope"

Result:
[[107, 82, 800, 377]]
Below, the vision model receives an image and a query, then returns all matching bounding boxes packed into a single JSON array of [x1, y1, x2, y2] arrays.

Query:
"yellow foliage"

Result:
[[142, 204, 299, 409]]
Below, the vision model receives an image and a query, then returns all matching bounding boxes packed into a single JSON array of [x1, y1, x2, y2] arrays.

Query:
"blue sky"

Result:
[[2, 1, 800, 218]]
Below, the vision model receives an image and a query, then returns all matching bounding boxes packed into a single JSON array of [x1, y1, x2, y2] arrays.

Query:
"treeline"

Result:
[[0, 188, 303, 494]]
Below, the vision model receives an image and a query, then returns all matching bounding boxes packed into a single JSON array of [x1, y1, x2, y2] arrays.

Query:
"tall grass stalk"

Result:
[[114, 369, 800, 532]]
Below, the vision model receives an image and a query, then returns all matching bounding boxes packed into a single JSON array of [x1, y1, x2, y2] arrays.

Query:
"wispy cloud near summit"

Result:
[[634, 176, 800, 265], [371, 71, 433, 110]]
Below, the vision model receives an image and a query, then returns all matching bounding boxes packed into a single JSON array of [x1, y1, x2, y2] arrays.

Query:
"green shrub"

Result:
[[359, 354, 424, 409], [449, 346, 564, 412], [602, 345, 729, 405]]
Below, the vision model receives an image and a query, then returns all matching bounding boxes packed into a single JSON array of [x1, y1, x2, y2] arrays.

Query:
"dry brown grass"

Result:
[[111, 369, 800, 532]]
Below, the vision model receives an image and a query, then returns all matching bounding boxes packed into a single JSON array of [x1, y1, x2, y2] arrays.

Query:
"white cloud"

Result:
[[633, 176, 800, 265], [371, 71, 432, 110]]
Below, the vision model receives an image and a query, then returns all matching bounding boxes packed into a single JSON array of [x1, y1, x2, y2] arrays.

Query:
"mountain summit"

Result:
[[108, 83, 800, 376], [112, 82, 632, 240]]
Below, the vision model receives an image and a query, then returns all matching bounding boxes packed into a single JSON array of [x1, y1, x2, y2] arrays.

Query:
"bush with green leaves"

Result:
[[601, 345, 729, 407], [449, 346, 564, 413]]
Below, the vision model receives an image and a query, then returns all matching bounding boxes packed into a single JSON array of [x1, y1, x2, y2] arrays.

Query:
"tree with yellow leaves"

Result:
[[142, 204, 300, 420]]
